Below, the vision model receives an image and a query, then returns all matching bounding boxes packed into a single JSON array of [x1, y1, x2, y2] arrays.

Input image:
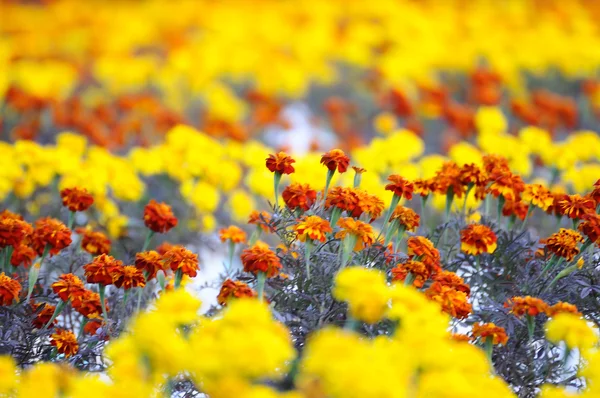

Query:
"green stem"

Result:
[[520, 204, 534, 231], [484, 337, 494, 363], [420, 196, 428, 233], [404, 272, 415, 286], [475, 255, 481, 270], [323, 169, 335, 203], [136, 287, 143, 313], [384, 219, 399, 245], [141, 230, 155, 252], [273, 172, 282, 208], [44, 300, 66, 329], [256, 271, 267, 301], [526, 315, 535, 341], [249, 226, 262, 246], [174, 269, 183, 289], [67, 211, 75, 230], [305, 240, 313, 280], [123, 289, 130, 312], [344, 316, 359, 331], [445, 187, 454, 221], [226, 241, 235, 273], [340, 235, 358, 268], [394, 226, 406, 251], [98, 284, 109, 321], [381, 195, 401, 239], [157, 271, 166, 291], [496, 195, 506, 223], [27, 245, 49, 301], [462, 184, 474, 216], [77, 317, 89, 339]]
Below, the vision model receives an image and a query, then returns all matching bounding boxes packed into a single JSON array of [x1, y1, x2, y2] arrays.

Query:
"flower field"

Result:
[[3, 0, 600, 397]]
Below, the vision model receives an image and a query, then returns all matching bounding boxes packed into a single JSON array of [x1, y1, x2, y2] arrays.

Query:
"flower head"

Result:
[[385, 175, 414, 200], [459, 163, 487, 187], [325, 186, 359, 214], [282, 183, 317, 212], [502, 199, 529, 221], [71, 290, 105, 319], [354, 189, 385, 220], [413, 178, 436, 197], [51, 274, 86, 302], [460, 224, 498, 255], [248, 211, 273, 233], [83, 254, 122, 285], [241, 241, 282, 278], [579, 214, 600, 245], [555, 194, 595, 220], [472, 322, 508, 345], [219, 226, 247, 244], [333, 267, 390, 324], [60, 187, 94, 212], [50, 329, 79, 358], [407, 236, 442, 274], [294, 215, 332, 243], [10, 243, 36, 268], [0, 273, 21, 305], [504, 296, 549, 317], [32, 302, 56, 329], [163, 246, 200, 278], [31, 218, 72, 256], [266, 152, 295, 174], [0, 217, 32, 249], [135, 250, 166, 280], [75, 228, 111, 256], [390, 206, 420, 231], [433, 162, 465, 198], [143, 200, 178, 233], [547, 302, 581, 317], [391, 260, 429, 287], [425, 284, 472, 319], [488, 171, 525, 202], [320, 149, 350, 173], [335, 218, 375, 251], [217, 279, 257, 306], [432, 271, 471, 295], [523, 184, 553, 211], [540, 228, 584, 261], [546, 313, 598, 350], [112, 265, 146, 290]]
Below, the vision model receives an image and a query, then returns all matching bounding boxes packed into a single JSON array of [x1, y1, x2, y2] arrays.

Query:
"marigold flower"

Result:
[[0, 273, 21, 305], [217, 279, 257, 306], [75, 227, 111, 256], [413, 178, 436, 197], [0, 217, 32, 249], [433, 162, 465, 198], [540, 228, 584, 261], [248, 211, 273, 232], [219, 225, 247, 244], [294, 215, 332, 243], [389, 206, 420, 231], [391, 260, 429, 287], [135, 250, 165, 280], [504, 296, 549, 317], [156, 241, 175, 255], [522, 184, 553, 211], [460, 223, 498, 255], [71, 290, 105, 319], [112, 265, 146, 290], [555, 194, 595, 220], [432, 271, 471, 296], [335, 218, 376, 251], [385, 175, 414, 200], [265, 152, 295, 174], [547, 302, 581, 317], [472, 322, 508, 345], [83, 319, 104, 336], [354, 190, 385, 220], [60, 187, 94, 212], [488, 171, 525, 202], [32, 302, 56, 329], [163, 245, 200, 278], [425, 284, 472, 319], [0, 210, 23, 221], [451, 333, 471, 342], [10, 243, 36, 268], [459, 163, 487, 187], [143, 200, 178, 233], [325, 186, 359, 214], [31, 217, 72, 256], [546, 313, 598, 350], [333, 266, 390, 324], [578, 214, 600, 245], [51, 273, 86, 302], [83, 254, 122, 285], [282, 183, 317, 212], [320, 149, 350, 173], [407, 236, 442, 274], [589, 179, 600, 204], [502, 199, 529, 221], [241, 241, 282, 278], [482, 154, 510, 175], [50, 329, 79, 358]]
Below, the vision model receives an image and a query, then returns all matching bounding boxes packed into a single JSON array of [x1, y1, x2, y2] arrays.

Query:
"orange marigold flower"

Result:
[[432, 271, 471, 296], [407, 236, 442, 274], [0, 273, 21, 305], [294, 216, 332, 243], [83, 254, 122, 285], [10, 243, 36, 268], [219, 225, 247, 244], [540, 228, 584, 261], [459, 163, 487, 187], [51, 274, 86, 302], [433, 162, 465, 198], [502, 199, 529, 221], [248, 211, 273, 232], [426, 284, 472, 319], [84, 319, 104, 336], [156, 241, 175, 256], [488, 171, 525, 202], [390, 206, 420, 231], [71, 290, 105, 319], [217, 279, 257, 306], [31, 217, 72, 256], [472, 322, 508, 345], [413, 178, 436, 197], [354, 189, 385, 220], [320, 149, 350, 173], [555, 194, 595, 220], [0, 217, 32, 249], [579, 214, 600, 245], [266, 152, 295, 174], [135, 250, 165, 280], [482, 154, 510, 175], [385, 175, 414, 200], [589, 179, 600, 204], [391, 260, 429, 288], [0, 210, 24, 221], [547, 302, 581, 317], [523, 184, 553, 211], [325, 186, 359, 214], [50, 329, 79, 358], [504, 296, 549, 317], [335, 217, 375, 251], [460, 224, 498, 255], [144, 200, 178, 233], [76, 227, 111, 256], [450, 333, 471, 342], [112, 265, 146, 290], [163, 246, 199, 278], [282, 183, 317, 212], [32, 302, 56, 329], [60, 187, 94, 212], [352, 166, 366, 175], [241, 241, 282, 278]]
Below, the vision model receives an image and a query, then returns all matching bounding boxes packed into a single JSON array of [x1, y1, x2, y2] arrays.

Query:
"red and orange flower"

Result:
[[76, 227, 111, 256], [266, 152, 296, 174], [385, 175, 414, 200], [325, 187, 359, 214], [391, 260, 429, 288], [31, 217, 72, 256], [135, 250, 166, 280], [0, 217, 32, 249], [282, 183, 317, 212], [60, 187, 94, 212], [540, 228, 584, 261], [472, 322, 508, 345], [407, 236, 442, 274], [217, 279, 257, 306], [83, 254, 122, 285], [578, 214, 600, 245], [112, 265, 146, 290], [522, 184, 553, 211], [51, 274, 86, 302], [432, 271, 471, 295], [248, 211, 273, 233], [294, 216, 332, 243], [390, 206, 420, 231], [504, 296, 549, 317], [460, 224, 498, 255], [72, 290, 105, 319], [555, 194, 595, 220], [50, 329, 79, 358], [163, 245, 200, 278], [0, 273, 21, 305], [426, 284, 472, 319], [143, 200, 178, 233], [241, 241, 282, 278], [32, 302, 56, 329], [219, 226, 247, 244], [10, 243, 36, 268], [547, 302, 581, 317], [335, 218, 376, 251], [320, 149, 350, 173]]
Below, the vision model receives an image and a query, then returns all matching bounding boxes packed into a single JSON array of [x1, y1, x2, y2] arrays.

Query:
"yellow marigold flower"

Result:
[[153, 288, 202, 325], [545, 313, 598, 350], [294, 215, 332, 243], [522, 184, 553, 211], [335, 218, 375, 251], [460, 223, 498, 255], [333, 267, 390, 324], [373, 112, 397, 135]]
